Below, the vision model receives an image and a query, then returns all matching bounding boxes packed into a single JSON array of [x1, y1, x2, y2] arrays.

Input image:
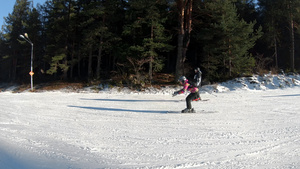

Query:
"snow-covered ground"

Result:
[[0, 74, 300, 169]]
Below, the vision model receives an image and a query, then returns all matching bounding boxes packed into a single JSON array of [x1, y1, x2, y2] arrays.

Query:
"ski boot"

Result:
[[181, 108, 195, 113]]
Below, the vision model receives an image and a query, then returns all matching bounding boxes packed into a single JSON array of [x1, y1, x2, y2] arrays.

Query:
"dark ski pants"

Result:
[[196, 86, 201, 99], [196, 90, 200, 99], [186, 92, 198, 109]]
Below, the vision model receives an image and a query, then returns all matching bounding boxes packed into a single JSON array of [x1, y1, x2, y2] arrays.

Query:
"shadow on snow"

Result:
[[80, 98, 178, 102], [263, 94, 300, 97], [68, 105, 178, 114]]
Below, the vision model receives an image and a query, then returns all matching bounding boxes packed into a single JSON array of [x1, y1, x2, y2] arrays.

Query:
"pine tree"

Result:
[[0, 32, 10, 81], [235, 0, 258, 22], [258, 0, 282, 69], [284, 0, 300, 72], [44, 0, 77, 80], [197, 0, 262, 81], [258, 0, 300, 72], [1, 0, 33, 82], [75, 0, 124, 80], [123, 0, 173, 84]]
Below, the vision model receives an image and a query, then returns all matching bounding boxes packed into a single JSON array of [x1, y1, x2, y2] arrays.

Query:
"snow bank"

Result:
[[96, 74, 300, 95], [215, 74, 300, 93], [1, 74, 300, 95]]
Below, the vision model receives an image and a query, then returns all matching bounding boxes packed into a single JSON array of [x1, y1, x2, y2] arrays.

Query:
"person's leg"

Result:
[[186, 93, 197, 109], [193, 90, 200, 101], [197, 88, 201, 100]]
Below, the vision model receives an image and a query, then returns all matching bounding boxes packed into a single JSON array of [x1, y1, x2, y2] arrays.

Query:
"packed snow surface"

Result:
[[0, 74, 299, 169]]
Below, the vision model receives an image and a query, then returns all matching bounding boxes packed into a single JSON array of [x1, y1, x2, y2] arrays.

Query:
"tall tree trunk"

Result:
[[274, 35, 278, 69], [11, 58, 17, 81], [183, 0, 193, 64], [70, 40, 75, 79], [288, 1, 295, 72], [290, 15, 295, 72], [62, 1, 72, 80], [149, 23, 154, 84], [88, 47, 93, 79], [228, 39, 232, 77], [96, 36, 103, 79], [271, 16, 278, 69], [63, 45, 68, 80], [176, 0, 193, 80], [77, 52, 81, 78], [176, 0, 185, 80]]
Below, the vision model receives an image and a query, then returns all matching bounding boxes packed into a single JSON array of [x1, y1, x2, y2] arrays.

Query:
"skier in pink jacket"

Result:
[[173, 76, 198, 113]]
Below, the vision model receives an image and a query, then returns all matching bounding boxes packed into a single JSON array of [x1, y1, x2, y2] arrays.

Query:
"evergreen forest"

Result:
[[1, 0, 300, 88]]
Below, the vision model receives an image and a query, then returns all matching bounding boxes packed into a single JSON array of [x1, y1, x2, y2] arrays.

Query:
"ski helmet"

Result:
[[178, 76, 187, 83]]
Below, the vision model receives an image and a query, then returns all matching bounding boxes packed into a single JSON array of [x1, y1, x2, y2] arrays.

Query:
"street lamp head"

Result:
[[20, 34, 33, 45]]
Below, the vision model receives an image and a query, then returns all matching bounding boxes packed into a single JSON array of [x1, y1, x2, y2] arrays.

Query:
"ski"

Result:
[[166, 110, 217, 114], [166, 111, 196, 113], [176, 99, 209, 102], [197, 99, 209, 101]]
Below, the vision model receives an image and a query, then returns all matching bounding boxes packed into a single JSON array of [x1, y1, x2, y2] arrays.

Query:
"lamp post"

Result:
[[20, 33, 34, 91]]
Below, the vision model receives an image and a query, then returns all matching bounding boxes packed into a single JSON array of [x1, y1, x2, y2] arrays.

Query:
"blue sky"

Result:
[[0, 0, 46, 28]]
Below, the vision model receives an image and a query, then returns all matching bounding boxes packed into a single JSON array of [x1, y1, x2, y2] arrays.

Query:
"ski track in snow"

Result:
[[0, 86, 300, 168]]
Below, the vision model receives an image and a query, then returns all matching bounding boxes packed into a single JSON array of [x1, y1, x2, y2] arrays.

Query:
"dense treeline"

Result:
[[0, 0, 300, 87]]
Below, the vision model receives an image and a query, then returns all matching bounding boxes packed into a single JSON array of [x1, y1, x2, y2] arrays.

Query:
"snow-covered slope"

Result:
[[0, 74, 299, 169]]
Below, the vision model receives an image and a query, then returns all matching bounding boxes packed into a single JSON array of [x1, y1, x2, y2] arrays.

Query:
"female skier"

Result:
[[173, 76, 198, 113]]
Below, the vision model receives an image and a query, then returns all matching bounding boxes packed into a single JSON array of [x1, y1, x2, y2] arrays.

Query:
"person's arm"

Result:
[[173, 83, 189, 96]]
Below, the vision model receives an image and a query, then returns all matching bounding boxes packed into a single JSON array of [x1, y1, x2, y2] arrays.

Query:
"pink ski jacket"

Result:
[[178, 80, 199, 94]]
